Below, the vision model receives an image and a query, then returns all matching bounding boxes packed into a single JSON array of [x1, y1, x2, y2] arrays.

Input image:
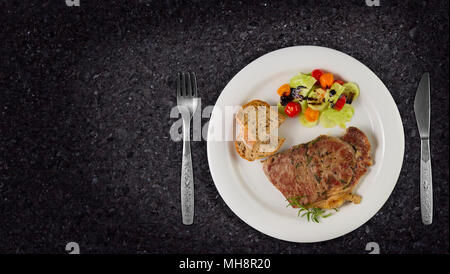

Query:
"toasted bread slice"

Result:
[[235, 99, 286, 148], [236, 99, 286, 131], [235, 132, 285, 161], [234, 99, 286, 161]]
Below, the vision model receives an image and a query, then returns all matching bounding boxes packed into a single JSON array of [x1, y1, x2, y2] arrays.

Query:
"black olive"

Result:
[[329, 89, 336, 96], [280, 95, 293, 106], [346, 93, 354, 104]]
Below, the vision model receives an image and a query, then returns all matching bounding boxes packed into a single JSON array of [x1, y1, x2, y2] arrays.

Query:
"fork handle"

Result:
[[181, 117, 194, 225], [420, 138, 432, 225]]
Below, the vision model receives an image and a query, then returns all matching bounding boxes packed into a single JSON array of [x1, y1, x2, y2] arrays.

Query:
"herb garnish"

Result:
[[286, 196, 335, 223], [310, 137, 321, 145]]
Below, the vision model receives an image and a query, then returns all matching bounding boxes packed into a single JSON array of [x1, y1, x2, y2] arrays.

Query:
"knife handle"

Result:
[[420, 138, 433, 225]]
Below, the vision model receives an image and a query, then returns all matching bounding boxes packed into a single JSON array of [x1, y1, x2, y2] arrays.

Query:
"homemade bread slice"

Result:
[[234, 99, 286, 161], [235, 132, 285, 161], [235, 99, 286, 148]]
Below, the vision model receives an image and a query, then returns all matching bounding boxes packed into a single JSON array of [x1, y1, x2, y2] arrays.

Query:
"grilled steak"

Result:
[[262, 127, 372, 209]]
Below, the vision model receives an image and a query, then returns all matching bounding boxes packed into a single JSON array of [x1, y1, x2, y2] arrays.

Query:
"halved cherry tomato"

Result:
[[319, 73, 334, 89], [285, 101, 301, 117], [334, 79, 345, 85], [334, 95, 346, 111], [311, 69, 324, 81], [277, 84, 291, 96], [304, 107, 319, 122]]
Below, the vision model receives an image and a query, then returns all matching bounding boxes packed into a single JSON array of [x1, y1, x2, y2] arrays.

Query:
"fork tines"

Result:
[[177, 72, 198, 97]]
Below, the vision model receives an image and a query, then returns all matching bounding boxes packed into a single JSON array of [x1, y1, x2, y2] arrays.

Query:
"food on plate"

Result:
[[311, 69, 324, 81], [304, 107, 319, 122], [276, 70, 360, 128], [284, 101, 301, 117], [299, 107, 320, 128], [235, 134, 285, 162], [279, 94, 293, 106], [262, 127, 372, 221], [276, 83, 291, 97], [236, 99, 286, 145], [306, 87, 328, 111], [319, 72, 334, 89], [235, 100, 286, 161], [289, 73, 317, 91], [333, 94, 346, 111], [278, 73, 316, 118], [342, 82, 360, 104], [325, 82, 345, 106], [320, 104, 354, 128]]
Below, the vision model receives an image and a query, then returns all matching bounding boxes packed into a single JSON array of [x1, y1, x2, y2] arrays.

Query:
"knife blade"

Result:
[[414, 72, 433, 225], [414, 73, 430, 138]]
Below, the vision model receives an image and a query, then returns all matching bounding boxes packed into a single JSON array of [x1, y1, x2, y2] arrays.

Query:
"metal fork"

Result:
[[176, 72, 199, 225]]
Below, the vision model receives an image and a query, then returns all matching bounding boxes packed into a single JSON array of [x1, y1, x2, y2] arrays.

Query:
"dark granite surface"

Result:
[[0, 0, 448, 254]]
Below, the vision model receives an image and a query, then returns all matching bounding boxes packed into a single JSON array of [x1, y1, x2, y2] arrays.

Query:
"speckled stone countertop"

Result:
[[0, 0, 448, 254]]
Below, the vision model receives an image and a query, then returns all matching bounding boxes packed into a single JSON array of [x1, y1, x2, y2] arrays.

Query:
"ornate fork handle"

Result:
[[181, 115, 194, 225]]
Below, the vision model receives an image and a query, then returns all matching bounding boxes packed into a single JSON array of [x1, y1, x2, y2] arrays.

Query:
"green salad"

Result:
[[276, 69, 360, 128]]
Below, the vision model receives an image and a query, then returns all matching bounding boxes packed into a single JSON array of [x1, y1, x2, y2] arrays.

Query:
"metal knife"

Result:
[[414, 72, 433, 225]]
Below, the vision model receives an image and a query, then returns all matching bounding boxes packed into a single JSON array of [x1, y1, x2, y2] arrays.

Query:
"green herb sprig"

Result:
[[286, 196, 336, 223]]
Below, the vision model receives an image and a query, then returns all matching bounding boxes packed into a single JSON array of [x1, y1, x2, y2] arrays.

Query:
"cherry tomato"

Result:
[[319, 73, 334, 89], [285, 101, 301, 117], [334, 80, 345, 85], [311, 69, 324, 81], [334, 95, 346, 111], [277, 84, 291, 97]]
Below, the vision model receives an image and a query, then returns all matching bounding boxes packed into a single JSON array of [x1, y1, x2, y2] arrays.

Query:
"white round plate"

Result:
[[207, 46, 404, 243]]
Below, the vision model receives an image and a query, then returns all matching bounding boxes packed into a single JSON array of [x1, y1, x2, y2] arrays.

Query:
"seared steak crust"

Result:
[[262, 127, 372, 208]]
